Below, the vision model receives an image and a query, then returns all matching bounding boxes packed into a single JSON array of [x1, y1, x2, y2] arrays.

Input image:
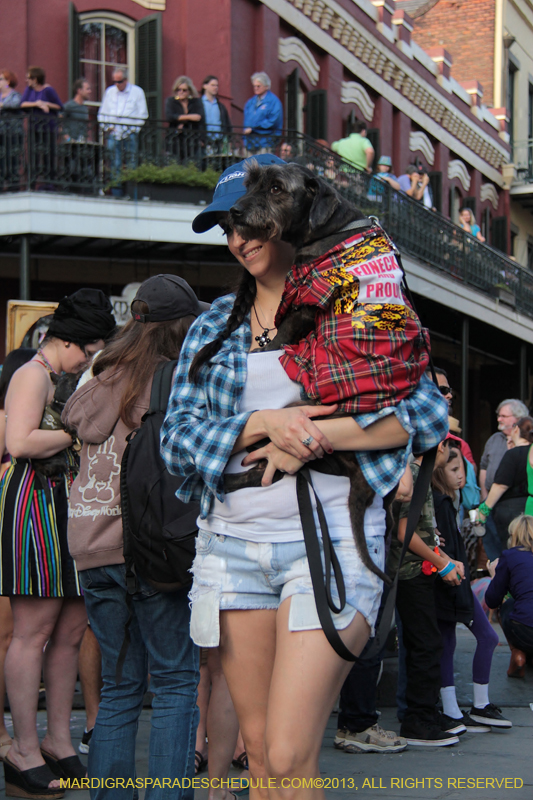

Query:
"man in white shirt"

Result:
[[98, 67, 148, 196]]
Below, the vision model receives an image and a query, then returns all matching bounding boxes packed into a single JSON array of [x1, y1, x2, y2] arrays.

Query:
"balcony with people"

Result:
[[0, 105, 527, 323]]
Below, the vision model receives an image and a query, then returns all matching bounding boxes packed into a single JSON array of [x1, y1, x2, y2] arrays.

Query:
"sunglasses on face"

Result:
[[438, 385, 452, 395], [113, 78, 126, 84]]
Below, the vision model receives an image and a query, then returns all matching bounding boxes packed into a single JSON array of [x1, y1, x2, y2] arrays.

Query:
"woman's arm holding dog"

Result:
[[314, 414, 409, 451], [6, 366, 73, 459]]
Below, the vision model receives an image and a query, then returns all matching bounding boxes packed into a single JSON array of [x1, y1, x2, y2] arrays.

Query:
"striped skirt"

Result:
[[0, 458, 81, 597]]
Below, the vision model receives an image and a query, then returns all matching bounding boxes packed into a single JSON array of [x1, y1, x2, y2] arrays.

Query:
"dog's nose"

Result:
[[230, 203, 243, 217]]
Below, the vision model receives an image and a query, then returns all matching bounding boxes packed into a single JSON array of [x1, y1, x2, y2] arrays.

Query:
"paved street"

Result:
[[1, 624, 531, 800]]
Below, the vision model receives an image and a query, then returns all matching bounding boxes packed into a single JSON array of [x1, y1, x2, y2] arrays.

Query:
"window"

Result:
[[306, 90, 328, 141], [449, 187, 462, 224], [69, 4, 162, 118], [481, 207, 491, 241], [286, 68, 303, 133], [79, 13, 134, 106], [508, 61, 517, 147], [528, 238, 533, 271]]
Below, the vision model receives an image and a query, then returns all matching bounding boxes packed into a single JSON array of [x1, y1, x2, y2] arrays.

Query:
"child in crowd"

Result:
[[388, 439, 465, 746], [432, 450, 512, 731]]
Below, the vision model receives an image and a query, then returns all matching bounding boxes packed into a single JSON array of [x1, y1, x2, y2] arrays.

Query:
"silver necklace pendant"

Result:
[[255, 330, 271, 347]]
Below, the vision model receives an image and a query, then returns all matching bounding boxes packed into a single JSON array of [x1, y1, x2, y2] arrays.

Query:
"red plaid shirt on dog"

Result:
[[275, 223, 430, 413]]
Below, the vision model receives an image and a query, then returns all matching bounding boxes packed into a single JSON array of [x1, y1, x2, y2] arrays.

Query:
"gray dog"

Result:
[[224, 161, 396, 586]]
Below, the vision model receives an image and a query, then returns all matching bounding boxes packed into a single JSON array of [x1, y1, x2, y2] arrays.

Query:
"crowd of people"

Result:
[[0, 155, 531, 800]]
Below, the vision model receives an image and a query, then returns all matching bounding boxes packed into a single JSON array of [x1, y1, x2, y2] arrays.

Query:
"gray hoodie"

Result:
[[63, 366, 155, 571]]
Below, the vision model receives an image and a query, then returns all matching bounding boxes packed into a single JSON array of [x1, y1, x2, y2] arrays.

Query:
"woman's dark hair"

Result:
[[432, 448, 459, 499], [93, 300, 195, 428], [0, 348, 36, 407], [189, 269, 256, 383], [27, 66, 45, 85], [515, 416, 533, 443]]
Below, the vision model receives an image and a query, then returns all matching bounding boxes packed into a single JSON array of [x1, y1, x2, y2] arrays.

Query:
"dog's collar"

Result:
[[338, 218, 374, 234]]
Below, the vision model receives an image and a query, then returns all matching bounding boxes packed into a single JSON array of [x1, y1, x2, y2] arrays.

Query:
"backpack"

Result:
[[120, 359, 199, 594]]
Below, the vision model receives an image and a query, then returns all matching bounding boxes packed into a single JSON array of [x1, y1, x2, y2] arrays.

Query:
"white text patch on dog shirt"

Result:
[[343, 252, 405, 305]]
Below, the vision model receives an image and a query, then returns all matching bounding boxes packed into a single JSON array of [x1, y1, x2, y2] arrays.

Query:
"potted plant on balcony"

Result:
[[114, 163, 221, 203], [493, 282, 516, 307]]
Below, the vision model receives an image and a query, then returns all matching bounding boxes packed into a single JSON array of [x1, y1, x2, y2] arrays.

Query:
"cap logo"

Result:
[[216, 171, 246, 190]]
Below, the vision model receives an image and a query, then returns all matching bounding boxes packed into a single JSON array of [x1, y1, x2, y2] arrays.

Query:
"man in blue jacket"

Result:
[[243, 72, 283, 152]]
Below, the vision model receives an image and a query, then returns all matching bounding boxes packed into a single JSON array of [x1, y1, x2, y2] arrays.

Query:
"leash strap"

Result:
[[296, 447, 436, 661], [296, 467, 354, 660]]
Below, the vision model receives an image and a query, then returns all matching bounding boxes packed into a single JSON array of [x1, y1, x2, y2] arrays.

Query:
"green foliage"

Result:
[[117, 162, 221, 188]]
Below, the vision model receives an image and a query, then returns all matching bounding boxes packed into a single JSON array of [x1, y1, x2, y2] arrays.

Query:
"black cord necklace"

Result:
[[253, 303, 276, 348]]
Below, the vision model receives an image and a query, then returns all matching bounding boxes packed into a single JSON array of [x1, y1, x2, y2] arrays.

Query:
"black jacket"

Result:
[[433, 490, 474, 624], [165, 96, 205, 130], [212, 98, 232, 133]]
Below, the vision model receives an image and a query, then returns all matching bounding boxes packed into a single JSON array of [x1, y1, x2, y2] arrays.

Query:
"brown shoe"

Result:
[[507, 647, 526, 678]]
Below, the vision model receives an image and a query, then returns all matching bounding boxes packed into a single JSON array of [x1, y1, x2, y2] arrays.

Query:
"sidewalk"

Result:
[[1, 624, 531, 800]]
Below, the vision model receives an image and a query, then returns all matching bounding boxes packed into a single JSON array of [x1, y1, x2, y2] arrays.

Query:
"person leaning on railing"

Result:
[[97, 66, 148, 197], [165, 75, 204, 165]]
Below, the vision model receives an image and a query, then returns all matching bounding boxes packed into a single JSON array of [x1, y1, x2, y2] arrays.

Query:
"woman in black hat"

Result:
[[62, 275, 203, 799], [1, 288, 115, 797]]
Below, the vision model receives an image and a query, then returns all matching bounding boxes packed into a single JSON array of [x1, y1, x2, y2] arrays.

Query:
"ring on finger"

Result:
[[301, 435, 314, 447]]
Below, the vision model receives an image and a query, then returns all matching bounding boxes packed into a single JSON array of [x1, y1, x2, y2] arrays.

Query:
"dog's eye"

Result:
[[270, 184, 282, 195]]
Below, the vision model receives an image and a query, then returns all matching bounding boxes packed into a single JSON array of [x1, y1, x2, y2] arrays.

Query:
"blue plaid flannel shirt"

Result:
[[160, 294, 449, 518]]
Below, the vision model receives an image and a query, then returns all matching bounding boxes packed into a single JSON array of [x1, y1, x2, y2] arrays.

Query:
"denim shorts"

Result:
[[189, 530, 385, 647]]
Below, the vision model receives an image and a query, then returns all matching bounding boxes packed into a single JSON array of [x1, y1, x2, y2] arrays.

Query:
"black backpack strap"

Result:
[[148, 360, 178, 415]]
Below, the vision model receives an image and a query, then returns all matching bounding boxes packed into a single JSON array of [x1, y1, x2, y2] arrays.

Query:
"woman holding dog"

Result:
[[0, 289, 115, 798], [161, 154, 449, 799]]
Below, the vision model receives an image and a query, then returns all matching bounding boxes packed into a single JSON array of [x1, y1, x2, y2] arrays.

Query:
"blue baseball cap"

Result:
[[192, 153, 285, 233]]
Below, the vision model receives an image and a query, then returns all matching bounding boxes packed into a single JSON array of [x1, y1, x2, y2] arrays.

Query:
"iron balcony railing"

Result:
[[0, 111, 529, 318]]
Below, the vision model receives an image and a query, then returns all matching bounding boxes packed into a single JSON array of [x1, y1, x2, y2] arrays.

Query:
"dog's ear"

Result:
[[307, 177, 340, 233]]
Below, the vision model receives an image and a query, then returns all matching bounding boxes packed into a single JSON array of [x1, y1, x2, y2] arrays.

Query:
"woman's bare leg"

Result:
[[264, 599, 370, 800], [79, 625, 102, 732], [206, 647, 240, 800], [219, 609, 277, 800], [5, 597, 63, 788], [41, 598, 88, 760], [0, 597, 13, 745]]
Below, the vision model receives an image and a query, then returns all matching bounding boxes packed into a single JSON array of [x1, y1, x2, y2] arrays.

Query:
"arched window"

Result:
[[70, 5, 162, 118], [79, 12, 135, 107]]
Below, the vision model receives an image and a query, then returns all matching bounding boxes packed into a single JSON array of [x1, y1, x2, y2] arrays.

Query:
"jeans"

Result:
[[395, 572, 442, 726], [80, 565, 199, 800], [107, 134, 138, 196], [337, 586, 389, 733], [500, 598, 533, 655]]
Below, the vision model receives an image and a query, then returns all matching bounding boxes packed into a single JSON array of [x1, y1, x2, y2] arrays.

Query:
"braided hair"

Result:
[[189, 268, 256, 382]]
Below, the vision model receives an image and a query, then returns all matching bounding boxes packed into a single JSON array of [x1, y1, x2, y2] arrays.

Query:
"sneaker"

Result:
[[438, 712, 467, 736], [460, 711, 491, 733], [469, 704, 512, 728], [401, 717, 459, 747], [335, 724, 407, 754], [79, 727, 94, 754]]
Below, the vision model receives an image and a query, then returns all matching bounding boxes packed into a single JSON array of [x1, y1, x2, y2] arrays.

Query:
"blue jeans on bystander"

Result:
[[79, 565, 199, 800]]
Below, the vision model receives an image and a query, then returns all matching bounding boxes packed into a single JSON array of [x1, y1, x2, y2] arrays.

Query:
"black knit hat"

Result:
[[47, 288, 116, 345]]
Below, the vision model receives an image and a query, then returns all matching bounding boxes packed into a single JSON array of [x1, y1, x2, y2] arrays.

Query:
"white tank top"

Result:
[[202, 350, 385, 543]]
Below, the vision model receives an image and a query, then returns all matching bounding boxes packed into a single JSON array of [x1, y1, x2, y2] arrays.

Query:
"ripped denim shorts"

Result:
[[189, 530, 385, 648]]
